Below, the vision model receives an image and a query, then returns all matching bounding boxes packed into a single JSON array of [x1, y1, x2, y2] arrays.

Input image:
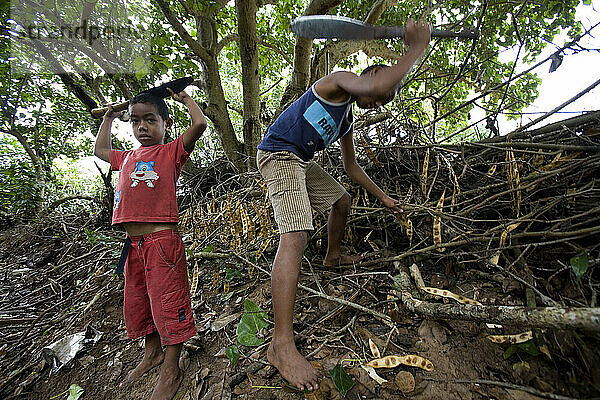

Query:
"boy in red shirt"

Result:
[[94, 88, 206, 400]]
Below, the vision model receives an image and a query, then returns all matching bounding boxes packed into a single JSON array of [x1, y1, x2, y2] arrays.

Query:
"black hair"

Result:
[[360, 64, 390, 76], [129, 92, 169, 121]]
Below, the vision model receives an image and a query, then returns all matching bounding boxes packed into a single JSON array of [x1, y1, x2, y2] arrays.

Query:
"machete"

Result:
[[91, 76, 194, 118], [290, 15, 479, 41]]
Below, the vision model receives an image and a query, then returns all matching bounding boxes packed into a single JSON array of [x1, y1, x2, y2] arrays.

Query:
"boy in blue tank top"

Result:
[[256, 18, 431, 392]]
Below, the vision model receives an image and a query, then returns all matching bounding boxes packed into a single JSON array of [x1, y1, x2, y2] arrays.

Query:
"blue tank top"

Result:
[[258, 85, 353, 161]]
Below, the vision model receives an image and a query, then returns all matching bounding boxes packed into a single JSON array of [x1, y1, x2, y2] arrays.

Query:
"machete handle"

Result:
[[373, 25, 479, 40], [91, 101, 129, 118]]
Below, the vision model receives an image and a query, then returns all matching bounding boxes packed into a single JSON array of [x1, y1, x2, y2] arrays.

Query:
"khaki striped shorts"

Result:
[[256, 149, 347, 234]]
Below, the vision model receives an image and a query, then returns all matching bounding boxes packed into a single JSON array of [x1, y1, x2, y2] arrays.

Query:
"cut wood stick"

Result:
[[299, 284, 393, 325], [296, 285, 363, 340], [399, 292, 600, 332], [232, 251, 392, 324], [50, 248, 106, 272], [409, 263, 426, 289]]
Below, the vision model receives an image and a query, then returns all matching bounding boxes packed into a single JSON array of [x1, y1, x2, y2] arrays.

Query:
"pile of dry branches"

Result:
[[181, 110, 600, 329], [0, 209, 123, 397]]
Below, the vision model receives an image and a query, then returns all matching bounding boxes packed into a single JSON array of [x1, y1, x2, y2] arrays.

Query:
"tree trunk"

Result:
[[198, 55, 245, 172], [236, 0, 261, 171], [277, 0, 344, 114], [154, 0, 245, 172]]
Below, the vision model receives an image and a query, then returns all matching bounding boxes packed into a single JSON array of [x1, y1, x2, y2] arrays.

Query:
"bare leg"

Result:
[[120, 331, 164, 387], [267, 231, 321, 391], [150, 343, 184, 400], [323, 193, 363, 266]]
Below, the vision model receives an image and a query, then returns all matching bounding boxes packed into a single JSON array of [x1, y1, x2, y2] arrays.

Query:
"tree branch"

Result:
[[154, 0, 211, 62], [399, 291, 600, 331]]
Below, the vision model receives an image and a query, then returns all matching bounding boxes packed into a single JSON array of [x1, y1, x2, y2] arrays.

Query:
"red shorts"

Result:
[[123, 229, 197, 345]]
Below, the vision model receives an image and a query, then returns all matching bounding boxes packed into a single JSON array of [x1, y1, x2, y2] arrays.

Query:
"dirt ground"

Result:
[[0, 218, 598, 400]]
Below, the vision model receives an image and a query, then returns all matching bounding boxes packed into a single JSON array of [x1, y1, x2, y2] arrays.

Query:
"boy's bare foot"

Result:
[[323, 253, 363, 267], [119, 351, 165, 387], [150, 366, 183, 400], [267, 340, 320, 391]]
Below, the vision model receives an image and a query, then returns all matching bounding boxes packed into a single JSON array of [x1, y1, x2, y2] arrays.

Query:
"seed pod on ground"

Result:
[[433, 190, 445, 251], [368, 338, 381, 358], [366, 355, 434, 372], [487, 331, 533, 344], [420, 286, 482, 305]]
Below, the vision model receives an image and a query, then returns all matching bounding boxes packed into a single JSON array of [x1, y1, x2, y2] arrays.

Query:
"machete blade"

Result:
[[144, 76, 194, 98], [290, 15, 376, 40]]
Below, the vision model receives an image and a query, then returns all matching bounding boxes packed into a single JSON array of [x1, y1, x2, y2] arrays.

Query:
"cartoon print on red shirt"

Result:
[[130, 160, 159, 187]]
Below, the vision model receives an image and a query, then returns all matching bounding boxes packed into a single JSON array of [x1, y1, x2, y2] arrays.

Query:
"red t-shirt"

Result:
[[109, 135, 190, 225]]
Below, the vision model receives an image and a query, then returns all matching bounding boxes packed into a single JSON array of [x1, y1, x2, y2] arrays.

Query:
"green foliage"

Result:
[[0, 136, 42, 215], [329, 364, 355, 397], [226, 299, 269, 364], [225, 267, 243, 281], [503, 340, 540, 359], [226, 344, 240, 365], [49, 384, 84, 400], [66, 384, 84, 400], [570, 252, 589, 281], [236, 299, 269, 346]]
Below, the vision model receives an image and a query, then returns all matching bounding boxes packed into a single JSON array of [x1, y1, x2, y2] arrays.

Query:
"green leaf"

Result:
[[185, 248, 194, 259], [329, 364, 354, 397], [244, 299, 266, 315], [226, 344, 240, 365], [133, 56, 149, 78], [67, 384, 84, 400], [235, 299, 268, 347], [583, 0, 591, 5], [570, 253, 589, 281], [237, 313, 268, 337], [503, 340, 540, 359], [225, 268, 242, 281], [237, 332, 264, 347]]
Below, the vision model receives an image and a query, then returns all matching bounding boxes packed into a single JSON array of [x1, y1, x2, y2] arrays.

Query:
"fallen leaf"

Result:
[[329, 364, 355, 396], [211, 313, 241, 331]]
